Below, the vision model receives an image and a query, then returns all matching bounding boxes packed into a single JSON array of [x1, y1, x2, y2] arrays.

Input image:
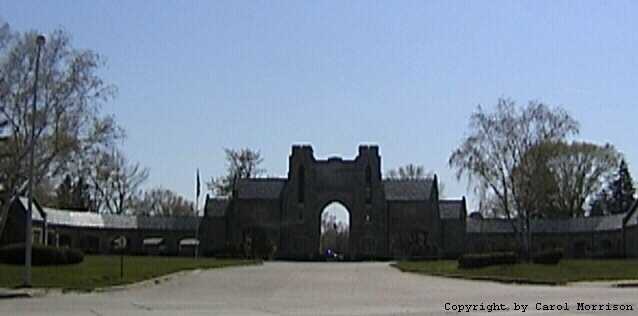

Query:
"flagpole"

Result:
[[195, 168, 201, 259]]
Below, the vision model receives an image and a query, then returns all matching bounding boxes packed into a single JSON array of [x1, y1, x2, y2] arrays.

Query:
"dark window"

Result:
[[82, 235, 100, 254], [298, 166, 305, 203], [418, 232, 427, 247], [365, 165, 372, 203], [47, 232, 56, 246], [599, 240, 613, 252], [573, 241, 587, 258], [59, 234, 72, 248]]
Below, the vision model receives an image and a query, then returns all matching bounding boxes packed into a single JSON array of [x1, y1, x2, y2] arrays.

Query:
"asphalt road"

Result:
[[1, 262, 637, 315]]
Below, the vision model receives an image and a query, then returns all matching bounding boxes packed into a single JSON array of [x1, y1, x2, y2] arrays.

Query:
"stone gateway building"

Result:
[[2, 144, 638, 260], [200, 145, 466, 260]]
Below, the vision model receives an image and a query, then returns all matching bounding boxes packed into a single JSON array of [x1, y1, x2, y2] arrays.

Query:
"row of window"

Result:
[[31, 228, 197, 252]]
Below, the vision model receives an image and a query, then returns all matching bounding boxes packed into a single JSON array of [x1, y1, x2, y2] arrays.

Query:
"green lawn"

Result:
[[0, 255, 258, 290], [393, 260, 638, 285]]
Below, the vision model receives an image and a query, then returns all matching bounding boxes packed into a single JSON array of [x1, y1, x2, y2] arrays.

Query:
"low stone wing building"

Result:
[[1, 197, 201, 256], [465, 203, 638, 258]]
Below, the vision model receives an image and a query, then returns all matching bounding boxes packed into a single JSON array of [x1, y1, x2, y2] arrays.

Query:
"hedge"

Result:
[[458, 251, 518, 269], [0, 243, 84, 266], [532, 248, 563, 265]]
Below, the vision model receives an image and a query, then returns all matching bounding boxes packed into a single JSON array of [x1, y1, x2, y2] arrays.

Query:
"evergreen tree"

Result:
[[589, 189, 611, 216], [56, 175, 74, 209], [55, 175, 92, 211], [608, 160, 636, 214], [70, 176, 91, 211]]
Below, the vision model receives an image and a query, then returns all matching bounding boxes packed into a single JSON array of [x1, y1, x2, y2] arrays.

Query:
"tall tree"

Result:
[[607, 160, 636, 214], [208, 148, 265, 197], [54, 174, 91, 210], [385, 163, 445, 196], [589, 188, 612, 217], [0, 25, 121, 235], [547, 141, 619, 218], [386, 164, 427, 180], [55, 174, 74, 209], [512, 141, 560, 218], [133, 187, 194, 217], [83, 149, 149, 214], [449, 98, 579, 257]]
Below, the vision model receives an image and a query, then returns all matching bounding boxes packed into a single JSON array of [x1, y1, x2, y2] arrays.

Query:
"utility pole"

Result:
[[24, 34, 46, 287]]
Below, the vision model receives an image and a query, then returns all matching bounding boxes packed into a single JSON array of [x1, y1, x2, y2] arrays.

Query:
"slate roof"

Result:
[[466, 218, 516, 233], [20, 198, 200, 231], [467, 213, 628, 234], [439, 199, 465, 219], [383, 179, 434, 201], [205, 198, 230, 217], [625, 200, 638, 226], [235, 178, 286, 199]]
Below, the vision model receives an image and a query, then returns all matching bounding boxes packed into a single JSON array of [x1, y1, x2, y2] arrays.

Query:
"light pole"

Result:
[[24, 34, 45, 287]]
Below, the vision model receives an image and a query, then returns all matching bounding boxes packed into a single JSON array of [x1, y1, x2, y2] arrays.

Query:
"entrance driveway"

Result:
[[1, 261, 636, 315]]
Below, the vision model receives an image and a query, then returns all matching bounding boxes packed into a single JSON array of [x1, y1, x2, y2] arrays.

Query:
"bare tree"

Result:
[[548, 141, 619, 218], [0, 26, 121, 234], [208, 148, 265, 197], [84, 149, 148, 214], [133, 187, 194, 217], [385, 164, 445, 197], [386, 164, 427, 180], [449, 98, 579, 257], [320, 212, 349, 255]]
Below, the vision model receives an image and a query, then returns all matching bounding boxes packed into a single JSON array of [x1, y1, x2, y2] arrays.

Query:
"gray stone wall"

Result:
[[465, 230, 627, 258], [388, 200, 439, 258], [441, 219, 466, 258]]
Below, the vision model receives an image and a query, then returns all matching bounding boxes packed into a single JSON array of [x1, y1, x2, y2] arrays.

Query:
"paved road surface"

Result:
[[1, 262, 636, 315]]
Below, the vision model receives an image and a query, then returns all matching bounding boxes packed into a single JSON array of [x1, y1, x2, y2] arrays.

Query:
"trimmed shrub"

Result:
[[64, 248, 85, 264], [532, 248, 563, 265], [0, 243, 84, 265], [205, 243, 246, 258], [458, 252, 518, 269]]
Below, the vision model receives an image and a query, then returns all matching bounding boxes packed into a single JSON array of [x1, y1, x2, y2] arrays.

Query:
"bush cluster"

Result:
[[0, 243, 84, 266], [205, 243, 246, 258], [532, 248, 563, 265], [458, 251, 518, 269]]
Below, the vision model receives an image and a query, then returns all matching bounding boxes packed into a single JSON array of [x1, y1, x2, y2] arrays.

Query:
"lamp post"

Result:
[[24, 34, 45, 287]]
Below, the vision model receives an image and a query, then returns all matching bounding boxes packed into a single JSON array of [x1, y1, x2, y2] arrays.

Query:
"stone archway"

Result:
[[319, 201, 350, 259]]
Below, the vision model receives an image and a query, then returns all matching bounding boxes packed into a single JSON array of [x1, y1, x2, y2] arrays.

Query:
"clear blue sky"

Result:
[[2, 1, 637, 213]]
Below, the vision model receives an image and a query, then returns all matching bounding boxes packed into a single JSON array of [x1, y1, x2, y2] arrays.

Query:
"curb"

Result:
[[614, 283, 638, 288], [390, 264, 563, 286], [411, 271, 562, 286], [0, 288, 49, 299], [0, 292, 31, 299], [393, 266, 638, 288]]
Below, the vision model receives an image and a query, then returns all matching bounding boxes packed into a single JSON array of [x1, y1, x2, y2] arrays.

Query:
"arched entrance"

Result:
[[319, 201, 350, 260]]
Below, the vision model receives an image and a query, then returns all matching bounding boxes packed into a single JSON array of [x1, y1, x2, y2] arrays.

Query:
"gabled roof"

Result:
[[235, 178, 286, 199], [466, 218, 516, 233], [467, 213, 628, 234], [383, 179, 434, 201], [624, 199, 638, 226], [17, 198, 199, 231], [205, 198, 229, 217], [439, 199, 465, 219]]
